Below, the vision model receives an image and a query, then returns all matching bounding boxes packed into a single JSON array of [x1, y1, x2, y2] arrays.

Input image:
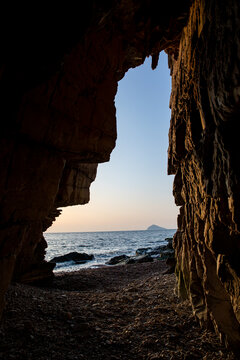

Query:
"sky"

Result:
[[47, 52, 178, 232]]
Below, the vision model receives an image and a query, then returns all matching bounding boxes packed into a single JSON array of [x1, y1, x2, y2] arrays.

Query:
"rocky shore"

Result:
[[48, 238, 175, 270], [0, 261, 235, 359], [106, 238, 174, 265]]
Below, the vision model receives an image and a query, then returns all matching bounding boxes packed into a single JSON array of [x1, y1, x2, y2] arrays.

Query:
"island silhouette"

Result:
[[146, 224, 167, 231]]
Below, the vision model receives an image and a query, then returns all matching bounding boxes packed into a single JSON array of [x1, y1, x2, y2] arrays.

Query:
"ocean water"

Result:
[[44, 229, 176, 272]]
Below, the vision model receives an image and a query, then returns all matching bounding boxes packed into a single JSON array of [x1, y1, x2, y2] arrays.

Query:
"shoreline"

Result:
[[48, 234, 175, 274], [1, 261, 234, 359]]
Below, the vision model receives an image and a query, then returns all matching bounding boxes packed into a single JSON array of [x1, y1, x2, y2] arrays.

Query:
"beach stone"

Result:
[[158, 250, 174, 260], [164, 258, 176, 274], [134, 254, 153, 264], [124, 258, 136, 264], [135, 238, 174, 260], [135, 248, 152, 256], [165, 238, 173, 249], [118, 254, 153, 265], [106, 255, 129, 265], [107, 254, 153, 265], [50, 252, 94, 264]]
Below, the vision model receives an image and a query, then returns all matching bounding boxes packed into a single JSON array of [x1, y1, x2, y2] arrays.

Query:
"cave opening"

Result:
[[44, 52, 178, 271], [1, 0, 240, 356]]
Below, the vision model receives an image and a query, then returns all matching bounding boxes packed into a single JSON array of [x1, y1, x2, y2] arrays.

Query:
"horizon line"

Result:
[[45, 228, 177, 234]]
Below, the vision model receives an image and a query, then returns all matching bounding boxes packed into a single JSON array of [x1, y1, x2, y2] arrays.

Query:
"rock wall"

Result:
[[168, 0, 240, 353], [0, 1, 189, 315], [1, 0, 240, 354]]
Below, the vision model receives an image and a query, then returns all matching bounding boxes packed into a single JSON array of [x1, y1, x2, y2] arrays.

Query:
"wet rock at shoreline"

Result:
[[106, 255, 129, 265], [130, 254, 153, 264], [136, 238, 174, 259], [50, 252, 94, 264], [106, 238, 174, 266], [135, 247, 152, 256], [165, 238, 173, 249], [106, 254, 154, 266]]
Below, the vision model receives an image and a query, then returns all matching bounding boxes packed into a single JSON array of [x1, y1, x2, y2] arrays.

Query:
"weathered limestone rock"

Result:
[[168, 0, 240, 353]]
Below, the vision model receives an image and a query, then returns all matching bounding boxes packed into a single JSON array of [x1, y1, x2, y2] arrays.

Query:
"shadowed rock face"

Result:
[[0, 0, 189, 315], [0, 0, 240, 353]]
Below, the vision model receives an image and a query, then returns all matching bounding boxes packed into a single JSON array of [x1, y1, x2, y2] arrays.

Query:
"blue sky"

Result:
[[48, 52, 178, 232]]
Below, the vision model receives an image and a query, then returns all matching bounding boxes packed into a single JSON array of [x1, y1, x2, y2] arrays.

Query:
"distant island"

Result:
[[146, 224, 167, 231]]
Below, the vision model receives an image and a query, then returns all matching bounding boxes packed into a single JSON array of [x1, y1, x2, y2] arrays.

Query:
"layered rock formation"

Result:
[[0, 0, 240, 354], [168, 0, 240, 353]]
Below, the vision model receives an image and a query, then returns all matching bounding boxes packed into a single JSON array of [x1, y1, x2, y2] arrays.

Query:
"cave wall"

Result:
[[168, 0, 240, 352], [1, 0, 240, 353], [0, 1, 189, 315]]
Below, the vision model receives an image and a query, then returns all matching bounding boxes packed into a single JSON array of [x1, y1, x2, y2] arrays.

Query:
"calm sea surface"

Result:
[[44, 229, 176, 272]]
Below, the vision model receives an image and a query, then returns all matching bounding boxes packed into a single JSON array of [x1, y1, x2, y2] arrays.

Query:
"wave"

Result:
[[45, 229, 176, 271]]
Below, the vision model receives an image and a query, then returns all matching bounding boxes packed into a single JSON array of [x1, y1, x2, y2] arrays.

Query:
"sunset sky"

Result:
[[47, 52, 178, 233]]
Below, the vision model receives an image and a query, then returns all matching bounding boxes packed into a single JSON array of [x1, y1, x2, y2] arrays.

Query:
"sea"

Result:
[[44, 229, 176, 273]]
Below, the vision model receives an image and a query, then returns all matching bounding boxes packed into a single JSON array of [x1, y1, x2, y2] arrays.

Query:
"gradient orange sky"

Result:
[[47, 53, 178, 233]]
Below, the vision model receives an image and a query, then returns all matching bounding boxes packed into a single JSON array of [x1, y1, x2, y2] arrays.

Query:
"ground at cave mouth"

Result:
[[0, 261, 235, 360]]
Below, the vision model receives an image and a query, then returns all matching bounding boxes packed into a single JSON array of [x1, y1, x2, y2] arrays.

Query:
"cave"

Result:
[[1, 0, 240, 355]]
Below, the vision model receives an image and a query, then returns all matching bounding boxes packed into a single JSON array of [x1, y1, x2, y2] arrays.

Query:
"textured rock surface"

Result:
[[50, 252, 94, 264], [0, 0, 240, 354], [0, 1, 190, 315], [168, 0, 240, 353]]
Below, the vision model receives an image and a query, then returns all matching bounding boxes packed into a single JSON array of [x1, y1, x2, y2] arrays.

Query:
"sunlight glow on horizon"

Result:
[[46, 53, 179, 233]]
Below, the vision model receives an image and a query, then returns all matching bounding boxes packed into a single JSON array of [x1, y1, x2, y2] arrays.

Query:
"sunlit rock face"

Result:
[[0, 0, 240, 354], [168, 0, 240, 353]]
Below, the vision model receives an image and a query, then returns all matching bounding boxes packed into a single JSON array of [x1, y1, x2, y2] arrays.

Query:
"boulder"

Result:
[[133, 254, 153, 264], [158, 250, 175, 260], [135, 238, 174, 258], [163, 257, 176, 274], [50, 252, 94, 264], [106, 254, 153, 265], [106, 255, 129, 265], [135, 247, 152, 256], [165, 238, 173, 249], [15, 261, 56, 285]]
